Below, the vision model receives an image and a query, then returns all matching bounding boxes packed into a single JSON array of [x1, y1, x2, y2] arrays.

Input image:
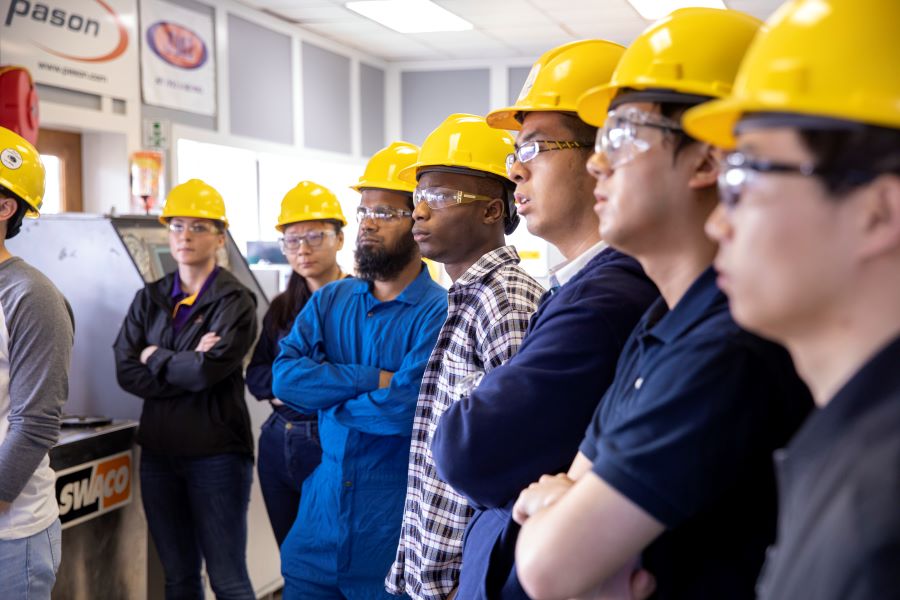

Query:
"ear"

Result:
[[483, 198, 505, 226], [336, 230, 345, 251], [0, 197, 18, 222], [687, 144, 719, 191], [856, 174, 900, 260]]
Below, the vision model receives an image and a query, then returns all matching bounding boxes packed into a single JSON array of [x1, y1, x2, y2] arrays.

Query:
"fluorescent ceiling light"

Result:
[[345, 0, 473, 33], [626, 0, 727, 20]]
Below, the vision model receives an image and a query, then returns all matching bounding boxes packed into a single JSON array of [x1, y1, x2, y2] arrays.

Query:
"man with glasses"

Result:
[[685, 1, 900, 597], [273, 142, 447, 600], [510, 10, 812, 600], [386, 114, 544, 600], [429, 42, 659, 600]]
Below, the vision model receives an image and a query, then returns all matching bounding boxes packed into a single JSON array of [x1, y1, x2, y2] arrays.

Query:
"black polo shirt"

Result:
[[580, 267, 812, 599], [757, 335, 900, 600]]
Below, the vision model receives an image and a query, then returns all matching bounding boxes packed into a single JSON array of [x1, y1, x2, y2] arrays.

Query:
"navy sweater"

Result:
[[431, 246, 659, 599]]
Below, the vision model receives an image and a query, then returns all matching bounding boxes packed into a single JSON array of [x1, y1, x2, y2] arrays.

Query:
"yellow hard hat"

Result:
[[160, 179, 228, 228], [399, 113, 515, 183], [277, 180, 346, 231], [577, 8, 764, 126], [486, 40, 626, 131], [684, 0, 900, 149], [351, 141, 419, 193], [0, 126, 44, 217]]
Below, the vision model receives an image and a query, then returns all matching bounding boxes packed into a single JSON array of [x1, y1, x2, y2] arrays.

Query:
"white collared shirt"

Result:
[[548, 241, 607, 289]]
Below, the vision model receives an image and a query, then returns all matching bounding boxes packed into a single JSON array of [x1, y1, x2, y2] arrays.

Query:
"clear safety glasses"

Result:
[[718, 151, 828, 209], [595, 107, 684, 169], [168, 221, 220, 235], [505, 140, 593, 176], [413, 187, 499, 210], [279, 230, 337, 253], [356, 205, 414, 223]]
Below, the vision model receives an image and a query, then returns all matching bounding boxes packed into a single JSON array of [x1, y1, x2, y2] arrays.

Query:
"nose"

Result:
[[412, 201, 430, 221], [586, 152, 612, 181], [507, 157, 528, 184], [705, 203, 732, 244], [359, 214, 378, 232]]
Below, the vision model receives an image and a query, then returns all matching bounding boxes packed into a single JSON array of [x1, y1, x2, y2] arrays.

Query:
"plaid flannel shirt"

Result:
[[386, 246, 544, 600]]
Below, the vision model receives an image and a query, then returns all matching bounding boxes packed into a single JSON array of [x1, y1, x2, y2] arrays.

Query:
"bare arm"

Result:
[[515, 469, 664, 600]]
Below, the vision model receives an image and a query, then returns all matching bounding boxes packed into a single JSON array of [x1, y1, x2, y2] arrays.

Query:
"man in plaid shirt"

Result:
[[385, 114, 544, 600]]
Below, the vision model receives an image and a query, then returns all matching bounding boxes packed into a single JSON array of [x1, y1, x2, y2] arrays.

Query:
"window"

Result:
[[39, 154, 63, 214]]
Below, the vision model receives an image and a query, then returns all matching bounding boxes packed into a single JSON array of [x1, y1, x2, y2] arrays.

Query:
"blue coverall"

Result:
[[273, 266, 447, 599]]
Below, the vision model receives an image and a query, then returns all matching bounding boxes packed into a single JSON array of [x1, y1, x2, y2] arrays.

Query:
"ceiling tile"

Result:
[[273, 5, 354, 22], [234, 0, 788, 62]]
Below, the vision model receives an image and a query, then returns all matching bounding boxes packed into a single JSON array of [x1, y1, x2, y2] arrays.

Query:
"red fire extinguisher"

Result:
[[0, 66, 40, 145]]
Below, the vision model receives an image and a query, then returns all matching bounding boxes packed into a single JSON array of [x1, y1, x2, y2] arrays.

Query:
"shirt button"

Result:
[[344, 481, 353, 487], [367, 311, 373, 317], [634, 377, 644, 390], [285, 422, 293, 430]]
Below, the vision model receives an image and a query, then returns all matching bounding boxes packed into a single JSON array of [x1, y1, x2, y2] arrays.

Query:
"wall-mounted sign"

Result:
[[142, 117, 170, 150], [0, 0, 139, 99], [140, 0, 216, 116], [55, 449, 133, 529]]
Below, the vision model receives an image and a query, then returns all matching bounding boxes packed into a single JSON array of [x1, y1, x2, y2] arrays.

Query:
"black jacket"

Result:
[[246, 309, 310, 422], [114, 268, 258, 457]]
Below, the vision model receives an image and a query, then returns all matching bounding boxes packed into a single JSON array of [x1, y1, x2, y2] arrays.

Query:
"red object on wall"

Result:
[[0, 66, 40, 145]]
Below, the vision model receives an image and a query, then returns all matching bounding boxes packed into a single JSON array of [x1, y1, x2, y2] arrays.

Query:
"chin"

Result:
[[730, 300, 777, 339]]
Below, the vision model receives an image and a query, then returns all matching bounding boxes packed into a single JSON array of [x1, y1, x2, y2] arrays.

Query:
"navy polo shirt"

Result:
[[580, 267, 812, 599]]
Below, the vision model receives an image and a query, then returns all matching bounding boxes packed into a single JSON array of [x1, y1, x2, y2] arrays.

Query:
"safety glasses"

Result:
[[595, 107, 683, 169], [505, 140, 593, 176], [718, 151, 827, 209], [356, 205, 413, 223], [167, 221, 220, 235], [279, 230, 337, 253], [413, 187, 499, 210]]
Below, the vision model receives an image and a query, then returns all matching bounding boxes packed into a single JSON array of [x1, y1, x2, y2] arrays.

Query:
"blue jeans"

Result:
[[0, 519, 61, 600], [258, 411, 321, 547], [140, 452, 255, 600]]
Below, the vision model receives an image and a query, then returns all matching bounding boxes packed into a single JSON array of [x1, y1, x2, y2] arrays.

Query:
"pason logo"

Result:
[[5, 0, 130, 63], [55, 450, 132, 529], [146, 21, 208, 69]]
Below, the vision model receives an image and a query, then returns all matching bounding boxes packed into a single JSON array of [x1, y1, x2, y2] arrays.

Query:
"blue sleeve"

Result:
[[432, 269, 657, 509], [272, 289, 381, 412], [590, 335, 792, 528], [331, 297, 446, 436]]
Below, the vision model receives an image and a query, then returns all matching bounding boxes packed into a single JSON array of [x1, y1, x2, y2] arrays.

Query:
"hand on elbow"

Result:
[[512, 473, 574, 525], [379, 370, 394, 389], [140, 345, 159, 364], [195, 331, 220, 352]]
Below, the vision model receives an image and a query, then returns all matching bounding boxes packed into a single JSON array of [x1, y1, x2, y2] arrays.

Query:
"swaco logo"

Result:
[[146, 21, 207, 69], [55, 450, 132, 528], [4, 0, 129, 63]]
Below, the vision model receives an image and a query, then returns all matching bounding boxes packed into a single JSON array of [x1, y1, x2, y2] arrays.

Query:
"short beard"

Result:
[[354, 229, 419, 281]]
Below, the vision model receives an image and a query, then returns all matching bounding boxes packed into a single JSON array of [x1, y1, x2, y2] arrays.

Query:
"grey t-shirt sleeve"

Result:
[[0, 258, 74, 503]]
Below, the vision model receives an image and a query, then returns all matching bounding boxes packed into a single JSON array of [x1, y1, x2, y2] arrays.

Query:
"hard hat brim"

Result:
[[159, 214, 230, 229], [683, 97, 754, 150], [349, 180, 416, 194], [576, 85, 617, 128], [485, 107, 523, 131]]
